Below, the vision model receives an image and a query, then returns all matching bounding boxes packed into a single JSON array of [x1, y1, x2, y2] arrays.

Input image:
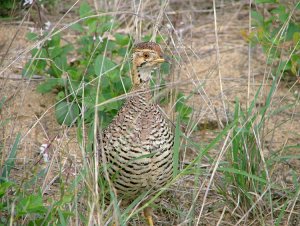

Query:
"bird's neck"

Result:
[[131, 64, 153, 101]]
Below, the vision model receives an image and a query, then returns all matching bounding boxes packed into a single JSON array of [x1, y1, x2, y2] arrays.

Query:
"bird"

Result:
[[100, 41, 174, 226]]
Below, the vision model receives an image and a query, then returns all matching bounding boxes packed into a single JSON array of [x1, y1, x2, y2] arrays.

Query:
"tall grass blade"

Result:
[[1, 133, 21, 182]]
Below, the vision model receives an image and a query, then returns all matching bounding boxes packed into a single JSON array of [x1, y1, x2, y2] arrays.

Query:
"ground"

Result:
[[0, 1, 300, 225]]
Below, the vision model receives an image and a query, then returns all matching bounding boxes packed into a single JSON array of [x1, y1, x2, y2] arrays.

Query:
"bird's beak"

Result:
[[153, 58, 165, 63]]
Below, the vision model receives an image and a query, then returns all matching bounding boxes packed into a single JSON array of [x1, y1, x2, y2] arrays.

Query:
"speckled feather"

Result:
[[102, 88, 174, 199], [134, 42, 163, 57]]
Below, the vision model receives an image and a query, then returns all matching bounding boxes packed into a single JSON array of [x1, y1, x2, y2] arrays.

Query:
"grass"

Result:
[[0, 0, 300, 225]]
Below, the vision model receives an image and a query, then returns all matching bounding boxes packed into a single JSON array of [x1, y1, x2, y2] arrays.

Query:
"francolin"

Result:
[[101, 42, 174, 225]]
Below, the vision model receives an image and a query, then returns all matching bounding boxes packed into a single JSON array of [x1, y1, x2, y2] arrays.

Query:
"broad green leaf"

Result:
[[26, 32, 38, 41], [56, 91, 65, 101], [49, 62, 63, 77], [55, 101, 80, 126], [293, 32, 300, 45], [61, 44, 74, 56], [114, 33, 130, 46], [68, 68, 82, 81], [251, 11, 264, 26], [37, 78, 63, 93], [48, 33, 61, 47], [48, 46, 64, 59], [86, 18, 97, 33], [160, 62, 170, 74], [54, 55, 68, 72], [94, 54, 117, 76], [118, 47, 129, 57], [79, 2, 92, 19], [0, 181, 13, 198], [1, 133, 21, 181], [287, 23, 300, 40], [70, 23, 84, 32], [97, 20, 119, 34], [17, 193, 47, 216]]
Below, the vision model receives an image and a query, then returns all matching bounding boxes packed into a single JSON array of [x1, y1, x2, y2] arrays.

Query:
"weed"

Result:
[[23, 1, 192, 129], [250, 1, 300, 78]]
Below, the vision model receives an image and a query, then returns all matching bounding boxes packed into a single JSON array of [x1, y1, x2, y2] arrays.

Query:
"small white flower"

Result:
[[39, 28, 44, 36], [42, 153, 49, 162], [39, 144, 48, 153], [98, 35, 103, 42], [23, 0, 33, 6], [39, 143, 49, 163], [44, 21, 51, 30], [93, 35, 96, 41], [36, 42, 41, 49]]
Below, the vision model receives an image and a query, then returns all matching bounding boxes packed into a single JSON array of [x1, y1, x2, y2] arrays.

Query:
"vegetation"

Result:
[[250, 0, 300, 78], [0, 0, 19, 18], [23, 2, 191, 128], [0, 0, 299, 225]]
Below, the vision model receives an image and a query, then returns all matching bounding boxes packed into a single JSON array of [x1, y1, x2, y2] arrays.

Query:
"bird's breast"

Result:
[[102, 97, 174, 198]]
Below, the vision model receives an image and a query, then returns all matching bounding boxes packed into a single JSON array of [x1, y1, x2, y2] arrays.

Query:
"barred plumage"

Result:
[[102, 90, 174, 198], [100, 42, 174, 225]]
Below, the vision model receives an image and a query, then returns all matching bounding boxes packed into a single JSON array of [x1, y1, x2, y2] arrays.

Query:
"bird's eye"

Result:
[[143, 53, 150, 58]]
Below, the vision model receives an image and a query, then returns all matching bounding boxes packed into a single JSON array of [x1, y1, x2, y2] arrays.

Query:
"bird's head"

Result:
[[132, 42, 165, 86]]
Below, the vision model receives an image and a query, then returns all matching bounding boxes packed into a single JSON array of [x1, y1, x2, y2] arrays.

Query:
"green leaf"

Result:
[[271, 5, 288, 23], [49, 44, 73, 59], [97, 20, 119, 34], [251, 11, 264, 26], [70, 23, 84, 32], [79, 2, 92, 19], [17, 192, 47, 216], [55, 101, 80, 126], [37, 78, 63, 93], [293, 32, 300, 45], [48, 33, 61, 47], [117, 47, 129, 57], [25, 48, 48, 75], [287, 23, 300, 40], [54, 55, 68, 71], [142, 35, 151, 42], [1, 133, 21, 181], [67, 80, 82, 97], [160, 62, 170, 74], [48, 46, 64, 59], [98, 74, 109, 90], [0, 181, 13, 198], [86, 18, 97, 33], [67, 68, 82, 81], [94, 54, 117, 76], [97, 38, 116, 52], [56, 91, 65, 101], [114, 33, 130, 46], [49, 62, 63, 77], [103, 99, 121, 112], [26, 32, 39, 41]]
